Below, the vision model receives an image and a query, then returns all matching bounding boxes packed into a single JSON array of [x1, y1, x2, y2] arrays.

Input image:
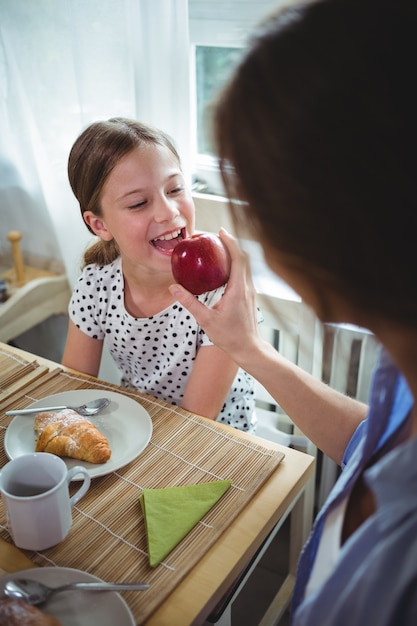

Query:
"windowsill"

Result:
[[240, 239, 301, 302]]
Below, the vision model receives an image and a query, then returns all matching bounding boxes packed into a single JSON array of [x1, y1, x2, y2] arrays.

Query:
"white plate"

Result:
[[0, 567, 136, 625], [4, 389, 153, 479]]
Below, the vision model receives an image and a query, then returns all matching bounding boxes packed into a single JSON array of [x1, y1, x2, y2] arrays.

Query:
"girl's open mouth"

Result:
[[151, 228, 186, 254]]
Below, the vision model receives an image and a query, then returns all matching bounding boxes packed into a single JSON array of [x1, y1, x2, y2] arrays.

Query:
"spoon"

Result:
[[4, 578, 149, 605], [5, 398, 110, 417]]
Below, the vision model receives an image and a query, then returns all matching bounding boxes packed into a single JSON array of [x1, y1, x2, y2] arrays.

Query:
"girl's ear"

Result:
[[83, 211, 114, 241]]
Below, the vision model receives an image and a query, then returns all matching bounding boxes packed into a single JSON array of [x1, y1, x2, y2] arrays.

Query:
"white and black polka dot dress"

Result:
[[69, 257, 257, 432]]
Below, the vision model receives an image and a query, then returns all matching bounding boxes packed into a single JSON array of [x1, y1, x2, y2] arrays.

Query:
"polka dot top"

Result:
[[69, 257, 257, 432]]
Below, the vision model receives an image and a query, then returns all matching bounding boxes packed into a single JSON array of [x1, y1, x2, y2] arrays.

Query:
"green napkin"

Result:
[[140, 480, 232, 567]]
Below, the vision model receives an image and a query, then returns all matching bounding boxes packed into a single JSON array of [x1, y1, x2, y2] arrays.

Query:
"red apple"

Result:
[[171, 233, 231, 295]]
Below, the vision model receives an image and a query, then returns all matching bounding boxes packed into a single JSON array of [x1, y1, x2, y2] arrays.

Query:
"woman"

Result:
[[170, 0, 417, 623]]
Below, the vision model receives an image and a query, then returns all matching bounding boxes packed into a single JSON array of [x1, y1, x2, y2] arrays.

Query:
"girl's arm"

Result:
[[170, 230, 367, 464], [181, 344, 239, 420], [61, 320, 104, 377]]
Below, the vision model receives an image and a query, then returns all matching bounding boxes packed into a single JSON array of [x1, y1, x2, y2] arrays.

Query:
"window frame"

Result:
[[189, 0, 285, 196]]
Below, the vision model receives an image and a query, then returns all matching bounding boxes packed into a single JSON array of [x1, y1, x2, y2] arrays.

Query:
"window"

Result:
[[195, 45, 242, 156], [189, 0, 285, 195], [192, 44, 243, 194]]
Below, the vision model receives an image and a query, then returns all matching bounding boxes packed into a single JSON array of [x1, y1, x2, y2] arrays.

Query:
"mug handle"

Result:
[[66, 466, 91, 507]]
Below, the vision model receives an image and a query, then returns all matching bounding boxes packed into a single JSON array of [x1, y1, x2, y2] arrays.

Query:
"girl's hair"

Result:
[[214, 0, 417, 324], [68, 117, 181, 267]]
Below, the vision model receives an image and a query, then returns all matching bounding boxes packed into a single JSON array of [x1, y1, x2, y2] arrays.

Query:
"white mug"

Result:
[[0, 452, 91, 551]]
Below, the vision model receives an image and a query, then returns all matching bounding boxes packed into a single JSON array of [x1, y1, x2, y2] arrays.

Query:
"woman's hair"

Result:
[[68, 117, 181, 267], [214, 0, 417, 324]]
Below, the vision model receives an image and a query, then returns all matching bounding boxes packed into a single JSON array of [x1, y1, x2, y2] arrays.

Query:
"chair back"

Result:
[[254, 292, 380, 508], [254, 292, 323, 452]]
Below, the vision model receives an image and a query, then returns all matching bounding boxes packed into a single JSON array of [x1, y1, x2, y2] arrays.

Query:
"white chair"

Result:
[[254, 292, 322, 456], [317, 323, 379, 507], [253, 295, 379, 511]]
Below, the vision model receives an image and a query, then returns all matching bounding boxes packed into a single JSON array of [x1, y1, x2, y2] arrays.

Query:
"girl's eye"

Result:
[[129, 200, 147, 209], [168, 185, 184, 195]]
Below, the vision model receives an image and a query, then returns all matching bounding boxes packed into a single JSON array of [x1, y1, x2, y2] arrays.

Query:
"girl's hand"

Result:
[[169, 229, 260, 361]]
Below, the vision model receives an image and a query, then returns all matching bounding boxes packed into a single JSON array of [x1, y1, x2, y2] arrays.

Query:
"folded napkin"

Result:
[[140, 480, 232, 567]]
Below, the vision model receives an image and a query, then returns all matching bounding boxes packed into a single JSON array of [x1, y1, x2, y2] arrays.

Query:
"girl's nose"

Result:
[[154, 196, 179, 221]]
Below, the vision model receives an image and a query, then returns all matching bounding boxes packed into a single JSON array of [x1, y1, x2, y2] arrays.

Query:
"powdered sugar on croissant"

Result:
[[34, 408, 111, 464]]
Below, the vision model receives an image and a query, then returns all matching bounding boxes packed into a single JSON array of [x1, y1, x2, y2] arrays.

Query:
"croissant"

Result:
[[34, 408, 111, 464], [0, 598, 62, 625]]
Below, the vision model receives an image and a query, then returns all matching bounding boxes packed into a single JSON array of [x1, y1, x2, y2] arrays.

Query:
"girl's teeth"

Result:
[[156, 230, 181, 241]]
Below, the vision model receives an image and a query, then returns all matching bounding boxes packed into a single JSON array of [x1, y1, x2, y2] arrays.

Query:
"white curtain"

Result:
[[0, 0, 190, 286]]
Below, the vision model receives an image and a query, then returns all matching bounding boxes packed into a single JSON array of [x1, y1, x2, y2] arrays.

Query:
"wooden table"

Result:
[[0, 343, 314, 625]]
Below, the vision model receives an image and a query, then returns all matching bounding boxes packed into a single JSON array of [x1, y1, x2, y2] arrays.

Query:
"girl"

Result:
[[62, 118, 256, 432]]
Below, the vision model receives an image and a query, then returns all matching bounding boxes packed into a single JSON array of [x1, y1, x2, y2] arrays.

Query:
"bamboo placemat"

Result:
[[0, 346, 50, 402], [0, 360, 285, 624]]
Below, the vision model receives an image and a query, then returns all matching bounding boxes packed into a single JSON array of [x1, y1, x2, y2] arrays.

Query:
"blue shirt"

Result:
[[292, 349, 417, 625]]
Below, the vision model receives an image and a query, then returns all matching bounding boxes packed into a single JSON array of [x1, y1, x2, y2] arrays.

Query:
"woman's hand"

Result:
[[169, 229, 260, 363]]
